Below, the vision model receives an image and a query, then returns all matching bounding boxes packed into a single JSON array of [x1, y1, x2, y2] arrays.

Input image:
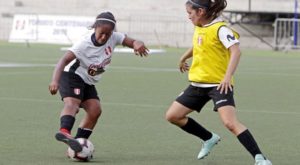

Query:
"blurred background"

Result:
[[0, 0, 299, 50], [1, 1, 300, 164]]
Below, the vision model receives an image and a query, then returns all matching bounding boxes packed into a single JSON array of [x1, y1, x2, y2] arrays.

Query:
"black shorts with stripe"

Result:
[[59, 72, 99, 101], [175, 85, 235, 112]]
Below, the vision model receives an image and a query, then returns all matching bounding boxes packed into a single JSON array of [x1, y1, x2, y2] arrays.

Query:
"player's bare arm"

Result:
[[122, 36, 149, 57], [49, 51, 76, 95], [179, 47, 193, 73], [217, 43, 241, 94]]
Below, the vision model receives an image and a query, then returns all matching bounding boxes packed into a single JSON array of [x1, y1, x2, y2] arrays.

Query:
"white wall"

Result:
[[226, 0, 298, 12]]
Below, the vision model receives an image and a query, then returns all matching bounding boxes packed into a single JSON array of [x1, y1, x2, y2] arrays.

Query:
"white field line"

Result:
[[0, 63, 178, 72], [0, 63, 54, 68], [1, 63, 300, 76], [0, 97, 299, 116], [60, 47, 166, 54], [109, 66, 177, 72]]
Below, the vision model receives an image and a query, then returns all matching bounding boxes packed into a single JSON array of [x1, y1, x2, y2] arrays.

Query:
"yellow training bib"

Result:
[[189, 21, 239, 85]]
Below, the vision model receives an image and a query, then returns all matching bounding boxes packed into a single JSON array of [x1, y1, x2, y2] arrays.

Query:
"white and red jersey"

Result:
[[64, 31, 125, 85]]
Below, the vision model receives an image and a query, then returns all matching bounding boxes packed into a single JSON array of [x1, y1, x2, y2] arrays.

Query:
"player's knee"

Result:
[[165, 111, 181, 125], [64, 103, 80, 112], [165, 111, 173, 122], [223, 120, 236, 132], [94, 108, 101, 118], [89, 107, 102, 119]]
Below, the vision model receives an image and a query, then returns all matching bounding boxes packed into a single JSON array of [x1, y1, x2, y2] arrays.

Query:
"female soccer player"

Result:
[[49, 11, 148, 152], [165, 1, 272, 165]]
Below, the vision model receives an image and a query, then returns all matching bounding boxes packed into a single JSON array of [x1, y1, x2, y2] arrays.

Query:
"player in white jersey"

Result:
[[48, 12, 148, 153]]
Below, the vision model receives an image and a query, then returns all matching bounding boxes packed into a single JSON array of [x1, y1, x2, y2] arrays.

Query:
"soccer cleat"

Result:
[[197, 133, 221, 159], [255, 154, 272, 165], [55, 132, 82, 152]]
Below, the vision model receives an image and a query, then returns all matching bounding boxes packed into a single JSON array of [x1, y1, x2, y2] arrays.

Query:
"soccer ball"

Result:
[[67, 138, 94, 162]]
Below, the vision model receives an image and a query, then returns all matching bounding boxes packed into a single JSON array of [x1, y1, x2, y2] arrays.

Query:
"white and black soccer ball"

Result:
[[67, 138, 95, 162]]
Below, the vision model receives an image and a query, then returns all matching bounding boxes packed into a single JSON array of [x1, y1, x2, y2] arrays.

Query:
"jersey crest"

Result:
[[197, 35, 203, 45], [105, 46, 112, 56], [74, 88, 81, 95]]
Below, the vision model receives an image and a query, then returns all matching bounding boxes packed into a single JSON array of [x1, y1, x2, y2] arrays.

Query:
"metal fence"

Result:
[[274, 18, 300, 50], [121, 15, 193, 48]]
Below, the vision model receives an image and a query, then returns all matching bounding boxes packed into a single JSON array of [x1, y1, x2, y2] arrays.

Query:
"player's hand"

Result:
[[217, 77, 232, 94], [179, 61, 189, 73], [133, 41, 149, 57], [49, 81, 59, 95]]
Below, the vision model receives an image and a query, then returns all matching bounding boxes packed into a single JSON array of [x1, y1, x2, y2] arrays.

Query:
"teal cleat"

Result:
[[197, 133, 221, 159], [255, 154, 272, 165]]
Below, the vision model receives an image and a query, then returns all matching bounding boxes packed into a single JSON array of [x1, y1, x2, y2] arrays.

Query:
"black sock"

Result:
[[60, 115, 75, 132], [237, 129, 262, 158], [75, 128, 93, 139], [181, 117, 212, 141]]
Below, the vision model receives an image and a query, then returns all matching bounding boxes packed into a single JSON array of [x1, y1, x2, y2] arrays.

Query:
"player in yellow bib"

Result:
[[165, 1, 272, 165]]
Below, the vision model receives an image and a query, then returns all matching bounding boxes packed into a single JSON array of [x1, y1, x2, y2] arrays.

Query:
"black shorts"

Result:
[[59, 72, 99, 101], [176, 85, 235, 112]]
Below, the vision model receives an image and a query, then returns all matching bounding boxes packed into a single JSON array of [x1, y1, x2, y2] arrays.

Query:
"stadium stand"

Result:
[[0, 0, 299, 49]]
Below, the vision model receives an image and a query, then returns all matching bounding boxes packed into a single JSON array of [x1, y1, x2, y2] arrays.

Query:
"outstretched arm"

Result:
[[179, 47, 193, 73], [49, 51, 76, 95], [122, 36, 149, 57]]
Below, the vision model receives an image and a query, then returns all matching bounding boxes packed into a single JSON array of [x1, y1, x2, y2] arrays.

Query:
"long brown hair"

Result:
[[186, 0, 227, 19]]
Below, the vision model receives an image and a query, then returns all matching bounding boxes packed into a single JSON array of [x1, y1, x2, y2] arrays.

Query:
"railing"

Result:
[[274, 18, 300, 50]]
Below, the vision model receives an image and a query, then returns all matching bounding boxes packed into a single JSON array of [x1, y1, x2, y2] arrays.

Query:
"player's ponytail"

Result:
[[186, 0, 227, 19], [91, 12, 116, 29], [207, 0, 227, 19]]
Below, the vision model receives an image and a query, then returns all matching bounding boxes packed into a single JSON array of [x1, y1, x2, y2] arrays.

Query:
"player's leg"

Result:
[[55, 72, 85, 152], [55, 97, 83, 152], [166, 101, 215, 140], [165, 85, 212, 137], [211, 86, 271, 164], [165, 101, 193, 126], [74, 84, 101, 139], [218, 106, 272, 165], [75, 99, 102, 139], [59, 97, 81, 133], [165, 85, 220, 159], [218, 106, 246, 135], [166, 101, 220, 159]]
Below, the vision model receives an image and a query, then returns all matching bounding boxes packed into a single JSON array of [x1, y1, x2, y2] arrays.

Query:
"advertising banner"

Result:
[[9, 14, 94, 44]]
